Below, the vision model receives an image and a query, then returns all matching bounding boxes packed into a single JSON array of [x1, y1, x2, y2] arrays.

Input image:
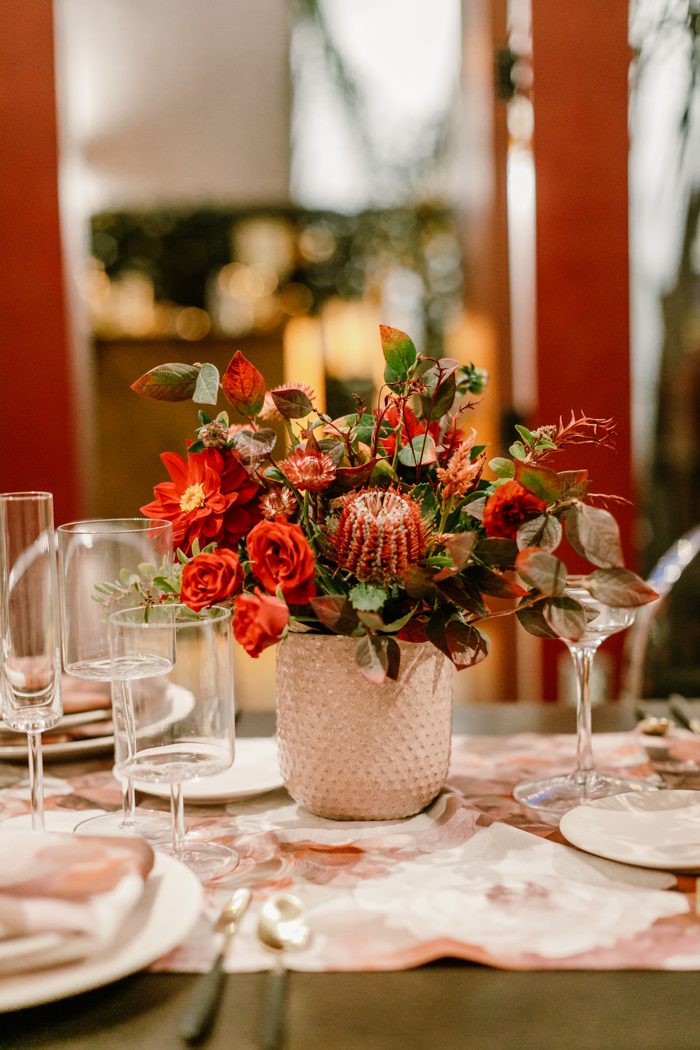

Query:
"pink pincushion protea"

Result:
[[326, 488, 428, 584], [280, 446, 336, 492]]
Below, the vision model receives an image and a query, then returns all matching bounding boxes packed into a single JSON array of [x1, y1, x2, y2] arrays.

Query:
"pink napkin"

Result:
[[0, 832, 154, 973]]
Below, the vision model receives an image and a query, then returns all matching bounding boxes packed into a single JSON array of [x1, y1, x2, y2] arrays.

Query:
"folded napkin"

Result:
[[0, 832, 154, 974]]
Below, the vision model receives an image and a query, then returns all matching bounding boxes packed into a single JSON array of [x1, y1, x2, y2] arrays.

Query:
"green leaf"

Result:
[[515, 549, 567, 596], [153, 576, 179, 593], [515, 425, 534, 445], [379, 606, 418, 633], [419, 363, 457, 421], [118, 568, 139, 587], [516, 602, 559, 639], [516, 514, 563, 553], [130, 363, 200, 402], [187, 441, 205, 454], [582, 568, 658, 607], [542, 596, 587, 641], [215, 411, 229, 426], [192, 362, 220, 405], [198, 411, 212, 426], [398, 433, 437, 467], [191, 537, 201, 557], [564, 504, 624, 568], [402, 565, 438, 599], [412, 482, 438, 522], [263, 465, 287, 484], [472, 537, 518, 568], [138, 563, 156, 580], [510, 442, 527, 461], [434, 574, 488, 616], [357, 610, 386, 631], [349, 583, 387, 612], [379, 325, 417, 379], [176, 548, 189, 564], [514, 460, 563, 502], [489, 457, 515, 480], [370, 459, 398, 487]]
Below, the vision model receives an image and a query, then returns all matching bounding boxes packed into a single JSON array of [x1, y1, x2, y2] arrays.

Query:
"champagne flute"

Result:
[[514, 579, 659, 815], [111, 604, 237, 881], [58, 518, 173, 838], [0, 492, 62, 831]]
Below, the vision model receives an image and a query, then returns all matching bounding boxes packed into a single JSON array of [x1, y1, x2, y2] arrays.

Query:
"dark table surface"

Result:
[[4, 702, 700, 1050]]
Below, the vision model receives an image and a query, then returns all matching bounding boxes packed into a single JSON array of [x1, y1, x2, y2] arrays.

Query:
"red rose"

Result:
[[246, 520, 316, 605], [141, 448, 262, 556], [180, 550, 244, 612], [482, 480, 547, 540], [233, 588, 289, 658]]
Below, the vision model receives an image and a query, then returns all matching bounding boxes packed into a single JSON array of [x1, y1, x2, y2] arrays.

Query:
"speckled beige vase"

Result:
[[275, 634, 453, 820]]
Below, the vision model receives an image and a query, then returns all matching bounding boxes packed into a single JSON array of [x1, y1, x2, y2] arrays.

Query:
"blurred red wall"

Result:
[[0, 0, 80, 525], [531, 0, 632, 699]]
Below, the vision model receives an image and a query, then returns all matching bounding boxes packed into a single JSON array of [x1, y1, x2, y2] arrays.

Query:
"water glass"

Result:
[[110, 604, 237, 881], [58, 518, 173, 837]]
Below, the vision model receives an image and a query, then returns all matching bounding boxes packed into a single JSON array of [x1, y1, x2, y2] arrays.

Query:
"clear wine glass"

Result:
[[58, 518, 174, 839], [513, 579, 659, 815], [0, 492, 62, 831], [110, 604, 237, 881]]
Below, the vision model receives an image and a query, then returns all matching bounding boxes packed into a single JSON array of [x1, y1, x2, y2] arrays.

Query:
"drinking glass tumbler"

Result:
[[0, 492, 62, 830], [58, 518, 173, 837], [111, 604, 237, 881]]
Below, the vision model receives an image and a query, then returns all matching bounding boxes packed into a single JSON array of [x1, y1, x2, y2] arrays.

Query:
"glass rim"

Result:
[[109, 603, 231, 627], [58, 517, 172, 535], [0, 491, 53, 502]]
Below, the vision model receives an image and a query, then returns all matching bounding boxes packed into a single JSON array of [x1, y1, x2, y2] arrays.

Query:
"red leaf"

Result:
[[222, 351, 266, 416], [325, 459, 377, 497], [130, 363, 200, 402], [309, 595, 359, 635]]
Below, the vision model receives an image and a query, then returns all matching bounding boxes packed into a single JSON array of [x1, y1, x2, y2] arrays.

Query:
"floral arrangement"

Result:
[[115, 326, 657, 683]]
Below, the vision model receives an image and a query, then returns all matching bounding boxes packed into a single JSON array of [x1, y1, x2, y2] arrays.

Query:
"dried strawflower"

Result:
[[198, 420, 229, 448], [260, 488, 298, 520], [435, 430, 484, 501], [280, 446, 336, 492], [326, 488, 427, 584]]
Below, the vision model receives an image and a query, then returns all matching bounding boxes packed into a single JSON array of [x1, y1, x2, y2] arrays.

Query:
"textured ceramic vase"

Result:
[[276, 634, 453, 820]]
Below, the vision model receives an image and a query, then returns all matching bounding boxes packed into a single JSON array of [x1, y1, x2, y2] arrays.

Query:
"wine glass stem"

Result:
[[570, 644, 598, 775], [171, 783, 186, 856], [27, 731, 45, 831], [117, 679, 138, 829]]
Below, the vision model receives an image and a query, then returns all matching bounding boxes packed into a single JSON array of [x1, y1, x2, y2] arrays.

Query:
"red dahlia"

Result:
[[141, 448, 262, 555]]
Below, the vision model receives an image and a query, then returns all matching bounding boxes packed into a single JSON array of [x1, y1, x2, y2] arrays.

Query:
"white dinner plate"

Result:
[[0, 852, 203, 1012], [0, 735, 115, 761], [560, 789, 700, 871], [0, 683, 196, 762], [114, 736, 283, 803]]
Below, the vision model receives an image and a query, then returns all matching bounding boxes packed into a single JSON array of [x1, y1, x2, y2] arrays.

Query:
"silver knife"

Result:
[[669, 695, 700, 735], [179, 887, 252, 1043]]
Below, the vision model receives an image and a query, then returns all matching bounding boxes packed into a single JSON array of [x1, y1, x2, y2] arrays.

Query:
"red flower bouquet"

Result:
[[120, 331, 657, 682]]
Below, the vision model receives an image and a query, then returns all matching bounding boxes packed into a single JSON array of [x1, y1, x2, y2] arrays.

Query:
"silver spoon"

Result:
[[179, 887, 252, 1043], [257, 894, 310, 1050]]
